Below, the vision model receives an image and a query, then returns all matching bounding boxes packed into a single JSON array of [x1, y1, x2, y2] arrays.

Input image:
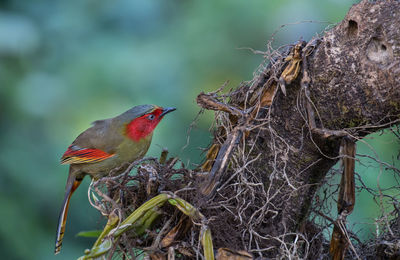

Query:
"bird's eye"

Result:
[[147, 114, 155, 120]]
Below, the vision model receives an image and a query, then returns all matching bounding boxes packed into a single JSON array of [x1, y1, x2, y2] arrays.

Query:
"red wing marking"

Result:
[[61, 145, 115, 165]]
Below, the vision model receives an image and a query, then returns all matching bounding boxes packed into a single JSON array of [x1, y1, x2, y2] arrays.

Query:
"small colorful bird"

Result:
[[54, 104, 175, 254]]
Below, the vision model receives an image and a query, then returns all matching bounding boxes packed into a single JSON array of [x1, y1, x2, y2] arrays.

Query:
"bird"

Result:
[[54, 104, 176, 255]]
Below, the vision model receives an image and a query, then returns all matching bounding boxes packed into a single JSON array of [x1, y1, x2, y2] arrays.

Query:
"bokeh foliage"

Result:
[[3, 0, 397, 259]]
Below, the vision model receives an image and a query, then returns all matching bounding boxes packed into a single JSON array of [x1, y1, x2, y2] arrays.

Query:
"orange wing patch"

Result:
[[61, 145, 115, 165]]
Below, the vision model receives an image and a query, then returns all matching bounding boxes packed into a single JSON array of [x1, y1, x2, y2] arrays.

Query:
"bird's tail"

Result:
[[54, 170, 82, 255]]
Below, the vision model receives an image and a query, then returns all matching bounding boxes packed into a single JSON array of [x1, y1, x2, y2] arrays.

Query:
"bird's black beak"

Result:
[[160, 107, 176, 117]]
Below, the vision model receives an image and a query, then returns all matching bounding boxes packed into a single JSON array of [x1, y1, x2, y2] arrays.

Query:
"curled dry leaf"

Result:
[[216, 248, 253, 260], [149, 252, 166, 260], [250, 82, 278, 120], [177, 246, 194, 257], [280, 41, 304, 85], [201, 144, 221, 172], [161, 217, 191, 248]]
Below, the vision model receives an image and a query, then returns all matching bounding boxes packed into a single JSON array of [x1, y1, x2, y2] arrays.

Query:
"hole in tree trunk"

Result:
[[366, 37, 393, 67], [347, 19, 358, 37]]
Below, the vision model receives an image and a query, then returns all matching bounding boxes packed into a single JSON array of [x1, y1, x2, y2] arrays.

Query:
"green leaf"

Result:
[[76, 230, 103, 238]]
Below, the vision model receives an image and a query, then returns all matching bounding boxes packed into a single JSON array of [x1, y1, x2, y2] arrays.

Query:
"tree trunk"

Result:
[[197, 0, 400, 258]]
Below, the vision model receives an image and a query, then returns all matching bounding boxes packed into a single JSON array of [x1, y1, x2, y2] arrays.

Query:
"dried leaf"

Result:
[[216, 248, 253, 260], [161, 217, 191, 248], [338, 138, 356, 214], [329, 224, 348, 260], [201, 144, 221, 172], [159, 148, 169, 164], [177, 246, 194, 257], [149, 252, 167, 260], [260, 82, 278, 107], [280, 42, 304, 85], [250, 82, 278, 120]]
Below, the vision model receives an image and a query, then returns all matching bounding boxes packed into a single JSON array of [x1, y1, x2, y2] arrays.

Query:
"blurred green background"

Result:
[[1, 0, 398, 259]]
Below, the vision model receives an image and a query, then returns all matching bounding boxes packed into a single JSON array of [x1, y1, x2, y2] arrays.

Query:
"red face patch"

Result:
[[126, 108, 164, 142]]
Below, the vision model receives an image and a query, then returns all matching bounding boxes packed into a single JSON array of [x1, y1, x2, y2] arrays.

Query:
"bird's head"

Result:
[[121, 105, 176, 142]]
